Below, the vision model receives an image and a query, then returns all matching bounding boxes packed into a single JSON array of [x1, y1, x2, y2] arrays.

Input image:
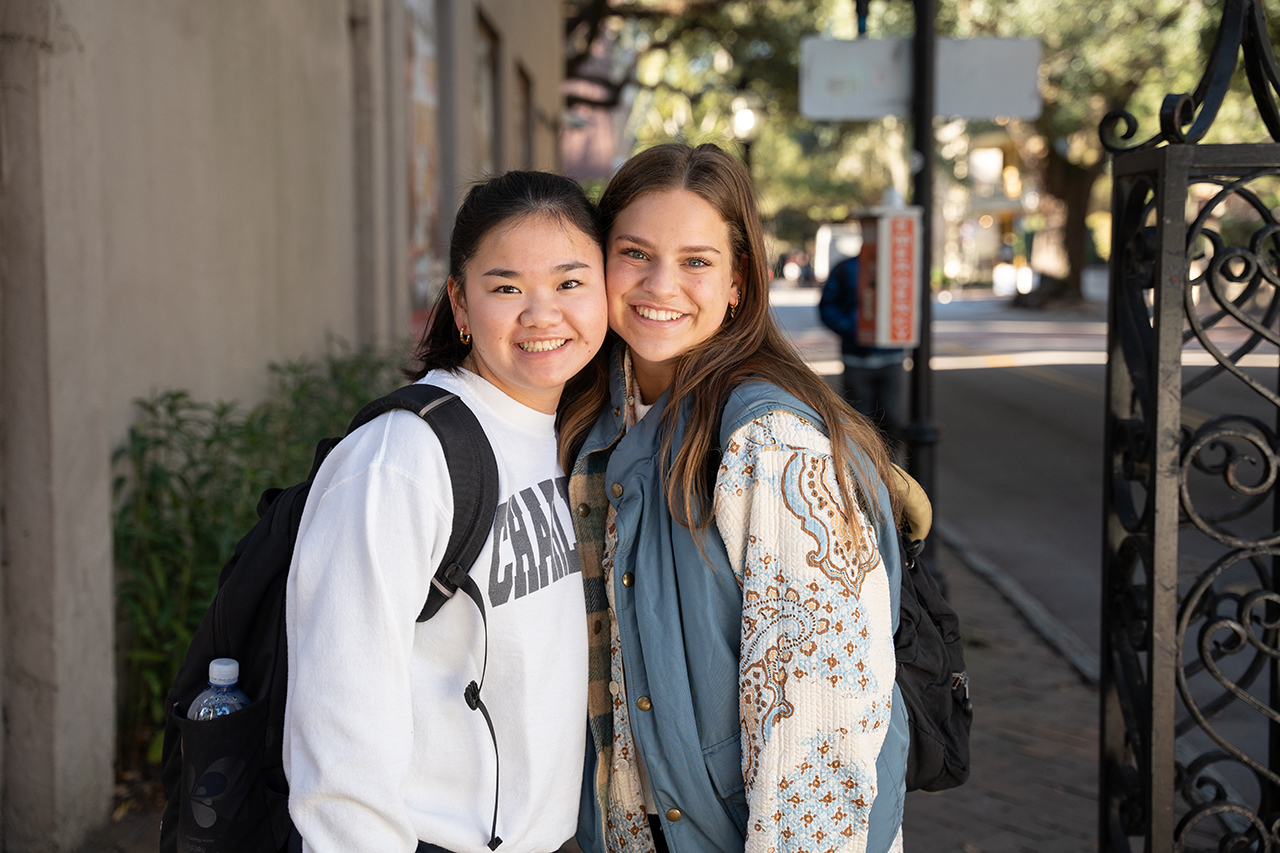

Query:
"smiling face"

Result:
[[449, 212, 607, 413], [606, 189, 741, 402]]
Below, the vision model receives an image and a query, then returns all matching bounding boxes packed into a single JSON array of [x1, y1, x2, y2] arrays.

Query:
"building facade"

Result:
[[0, 1, 562, 848]]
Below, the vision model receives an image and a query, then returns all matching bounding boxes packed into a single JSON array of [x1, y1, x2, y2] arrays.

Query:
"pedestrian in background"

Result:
[[561, 142, 911, 853], [819, 251, 906, 445]]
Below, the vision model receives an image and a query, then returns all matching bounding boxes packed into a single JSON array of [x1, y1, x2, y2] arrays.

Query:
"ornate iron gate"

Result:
[[1101, 0, 1280, 849]]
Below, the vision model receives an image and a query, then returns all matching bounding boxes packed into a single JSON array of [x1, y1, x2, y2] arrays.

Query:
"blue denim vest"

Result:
[[573, 365, 907, 853]]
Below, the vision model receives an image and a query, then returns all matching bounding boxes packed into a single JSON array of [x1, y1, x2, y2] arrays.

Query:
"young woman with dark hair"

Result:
[[284, 171, 607, 853], [561, 143, 917, 853]]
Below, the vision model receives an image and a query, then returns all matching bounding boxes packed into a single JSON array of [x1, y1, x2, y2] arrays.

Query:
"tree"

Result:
[[936, 0, 1244, 298], [566, 1, 928, 245], [841, 0, 1279, 297], [564, 0, 1276, 284]]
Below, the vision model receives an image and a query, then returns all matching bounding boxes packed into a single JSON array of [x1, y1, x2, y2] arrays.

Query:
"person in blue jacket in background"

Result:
[[818, 253, 906, 446]]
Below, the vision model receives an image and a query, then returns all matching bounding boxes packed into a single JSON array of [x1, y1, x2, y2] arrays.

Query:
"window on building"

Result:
[[406, 0, 445, 324], [476, 15, 500, 175], [517, 66, 534, 169]]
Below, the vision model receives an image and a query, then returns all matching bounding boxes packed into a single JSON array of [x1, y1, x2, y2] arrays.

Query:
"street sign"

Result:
[[857, 207, 922, 349], [800, 36, 1041, 121]]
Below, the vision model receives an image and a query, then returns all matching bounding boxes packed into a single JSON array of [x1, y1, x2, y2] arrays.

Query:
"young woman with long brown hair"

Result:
[[560, 143, 914, 853]]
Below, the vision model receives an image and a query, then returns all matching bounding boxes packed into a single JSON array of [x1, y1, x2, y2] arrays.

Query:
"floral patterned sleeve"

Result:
[[715, 411, 899, 853]]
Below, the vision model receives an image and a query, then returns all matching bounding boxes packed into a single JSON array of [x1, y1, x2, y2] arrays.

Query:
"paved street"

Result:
[[774, 287, 1109, 656], [780, 285, 1108, 851], [930, 299, 1108, 659], [777, 284, 1280, 666], [903, 541, 1098, 853]]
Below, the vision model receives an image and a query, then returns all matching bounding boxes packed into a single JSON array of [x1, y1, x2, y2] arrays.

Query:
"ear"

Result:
[[730, 260, 744, 308], [447, 277, 468, 329]]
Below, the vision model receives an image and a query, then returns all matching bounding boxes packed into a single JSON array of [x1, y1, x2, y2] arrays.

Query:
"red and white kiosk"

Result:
[[854, 206, 923, 349]]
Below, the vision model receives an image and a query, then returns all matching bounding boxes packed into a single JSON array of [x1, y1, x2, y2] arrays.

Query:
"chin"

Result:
[[522, 368, 577, 391]]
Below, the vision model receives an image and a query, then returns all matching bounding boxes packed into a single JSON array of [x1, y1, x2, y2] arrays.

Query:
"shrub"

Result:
[[112, 343, 404, 771]]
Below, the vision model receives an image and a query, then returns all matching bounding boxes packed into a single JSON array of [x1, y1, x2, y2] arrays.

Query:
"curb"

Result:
[[934, 520, 1101, 686]]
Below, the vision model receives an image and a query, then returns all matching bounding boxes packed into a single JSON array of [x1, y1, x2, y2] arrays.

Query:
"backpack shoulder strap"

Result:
[[347, 383, 505, 848], [346, 383, 501, 623]]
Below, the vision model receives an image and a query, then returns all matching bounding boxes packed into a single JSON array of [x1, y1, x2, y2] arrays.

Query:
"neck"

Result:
[[630, 355, 672, 406]]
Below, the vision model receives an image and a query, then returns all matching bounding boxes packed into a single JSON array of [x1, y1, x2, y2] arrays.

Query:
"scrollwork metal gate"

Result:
[[1101, 0, 1280, 849]]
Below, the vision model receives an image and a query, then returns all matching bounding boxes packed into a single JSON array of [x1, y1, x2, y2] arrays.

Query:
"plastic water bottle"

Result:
[[187, 658, 251, 721]]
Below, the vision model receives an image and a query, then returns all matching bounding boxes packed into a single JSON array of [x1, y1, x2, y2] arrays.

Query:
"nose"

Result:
[[641, 260, 680, 299], [521, 289, 564, 328]]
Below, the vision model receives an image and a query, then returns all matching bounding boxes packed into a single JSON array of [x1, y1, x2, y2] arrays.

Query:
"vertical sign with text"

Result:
[[856, 208, 921, 348], [887, 215, 918, 345]]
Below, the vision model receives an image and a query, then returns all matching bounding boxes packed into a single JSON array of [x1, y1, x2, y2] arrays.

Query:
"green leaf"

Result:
[[111, 342, 404, 770]]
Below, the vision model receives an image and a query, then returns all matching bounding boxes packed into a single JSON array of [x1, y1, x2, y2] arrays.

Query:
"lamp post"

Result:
[[844, 0, 939, 563], [905, 0, 938, 556], [732, 92, 764, 180]]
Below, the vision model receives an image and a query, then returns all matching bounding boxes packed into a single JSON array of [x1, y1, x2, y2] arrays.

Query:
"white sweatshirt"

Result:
[[283, 368, 587, 853]]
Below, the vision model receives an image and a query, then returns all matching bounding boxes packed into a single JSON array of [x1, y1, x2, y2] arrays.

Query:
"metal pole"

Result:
[[906, 0, 938, 532]]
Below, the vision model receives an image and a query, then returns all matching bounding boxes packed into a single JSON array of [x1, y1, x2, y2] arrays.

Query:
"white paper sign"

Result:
[[800, 36, 1042, 121]]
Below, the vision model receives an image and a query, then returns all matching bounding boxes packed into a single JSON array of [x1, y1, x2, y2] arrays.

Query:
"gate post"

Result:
[[1100, 1, 1280, 849]]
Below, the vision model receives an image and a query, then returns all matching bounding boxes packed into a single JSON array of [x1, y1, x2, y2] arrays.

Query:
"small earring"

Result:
[[459, 326, 472, 345], [729, 300, 738, 320]]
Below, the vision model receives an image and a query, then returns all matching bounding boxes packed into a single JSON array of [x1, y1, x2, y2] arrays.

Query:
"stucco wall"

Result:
[[443, 0, 564, 217], [485, 0, 564, 172], [81, 0, 564, 438], [2, 3, 116, 847], [56, 0, 363, 440]]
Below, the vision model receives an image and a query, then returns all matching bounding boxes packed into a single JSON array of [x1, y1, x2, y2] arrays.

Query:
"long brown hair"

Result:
[[559, 143, 901, 529]]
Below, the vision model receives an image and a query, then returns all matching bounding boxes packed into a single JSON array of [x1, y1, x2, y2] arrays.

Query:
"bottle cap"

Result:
[[208, 658, 240, 686]]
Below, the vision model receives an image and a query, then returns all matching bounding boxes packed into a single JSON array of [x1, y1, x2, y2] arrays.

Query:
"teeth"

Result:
[[518, 339, 567, 353], [635, 305, 685, 322]]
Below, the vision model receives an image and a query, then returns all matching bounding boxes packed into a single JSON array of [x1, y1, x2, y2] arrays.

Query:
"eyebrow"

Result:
[[480, 260, 594, 278], [612, 233, 722, 255]]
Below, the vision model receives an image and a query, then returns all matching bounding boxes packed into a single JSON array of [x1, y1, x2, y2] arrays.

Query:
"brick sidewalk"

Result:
[[81, 537, 1100, 853], [904, 541, 1099, 853]]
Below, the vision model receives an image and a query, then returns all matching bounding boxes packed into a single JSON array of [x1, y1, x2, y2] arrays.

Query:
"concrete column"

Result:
[[352, 0, 411, 348], [0, 2, 115, 850], [350, 0, 379, 347], [382, 0, 410, 339], [438, 0, 466, 224]]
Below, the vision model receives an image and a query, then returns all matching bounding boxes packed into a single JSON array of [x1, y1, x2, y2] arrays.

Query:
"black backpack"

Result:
[[159, 384, 501, 853], [895, 535, 973, 792]]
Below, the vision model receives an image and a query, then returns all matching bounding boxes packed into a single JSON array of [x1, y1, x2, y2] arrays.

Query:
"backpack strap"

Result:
[[345, 383, 504, 849], [345, 383, 501, 623]]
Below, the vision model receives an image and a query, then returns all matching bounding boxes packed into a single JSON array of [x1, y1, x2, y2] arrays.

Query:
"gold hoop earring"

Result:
[[459, 326, 472, 346], [729, 301, 738, 320]]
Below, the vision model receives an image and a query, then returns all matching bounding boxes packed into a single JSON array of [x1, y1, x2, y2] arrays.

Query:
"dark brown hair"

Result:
[[559, 143, 901, 528], [406, 170, 603, 380]]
